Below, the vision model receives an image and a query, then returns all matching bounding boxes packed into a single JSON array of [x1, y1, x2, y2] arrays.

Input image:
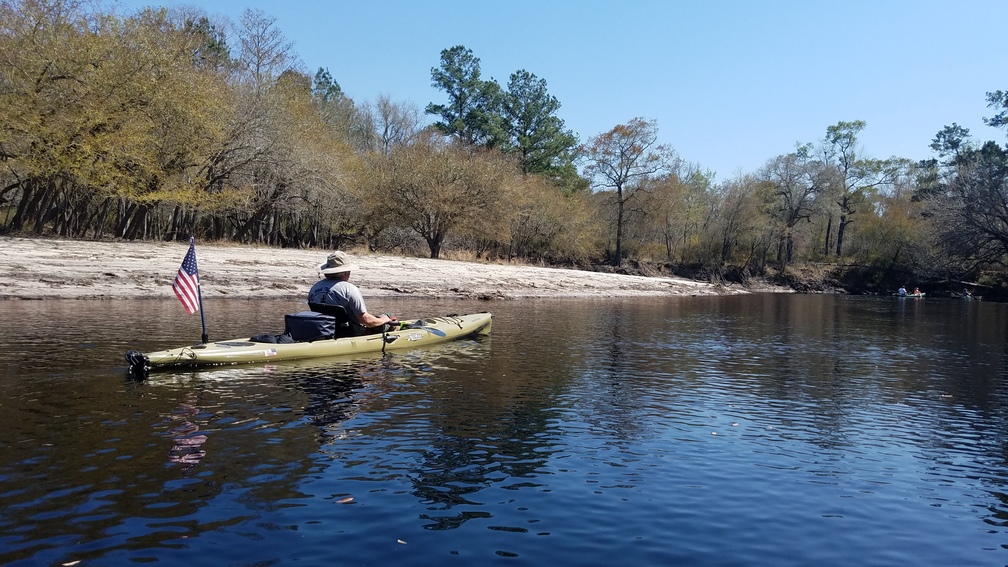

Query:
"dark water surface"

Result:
[[1, 294, 1007, 566]]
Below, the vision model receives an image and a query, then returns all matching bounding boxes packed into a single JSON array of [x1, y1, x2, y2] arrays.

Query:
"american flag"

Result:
[[173, 239, 201, 314]]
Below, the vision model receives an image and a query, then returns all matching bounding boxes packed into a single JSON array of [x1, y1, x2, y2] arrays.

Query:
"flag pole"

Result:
[[192, 236, 208, 344]]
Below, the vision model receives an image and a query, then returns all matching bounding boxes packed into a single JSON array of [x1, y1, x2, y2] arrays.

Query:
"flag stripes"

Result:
[[173, 240, 200, 314]]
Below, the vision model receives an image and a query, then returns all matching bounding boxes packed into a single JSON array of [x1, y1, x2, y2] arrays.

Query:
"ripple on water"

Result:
[[2, 297, 1008, 566]]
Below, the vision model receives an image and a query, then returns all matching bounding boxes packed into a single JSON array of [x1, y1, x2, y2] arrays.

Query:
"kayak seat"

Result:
[[308, 302, 365, 338]]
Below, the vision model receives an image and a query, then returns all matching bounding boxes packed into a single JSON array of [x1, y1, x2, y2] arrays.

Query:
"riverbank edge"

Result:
[[0, 236, 794, 301]]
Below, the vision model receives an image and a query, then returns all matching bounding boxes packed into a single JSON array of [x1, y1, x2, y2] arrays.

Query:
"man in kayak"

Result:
[[308, 251, 396, 334]]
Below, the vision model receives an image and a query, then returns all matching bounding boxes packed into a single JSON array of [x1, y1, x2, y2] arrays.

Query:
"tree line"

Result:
[[2, 0, 1007, 293]]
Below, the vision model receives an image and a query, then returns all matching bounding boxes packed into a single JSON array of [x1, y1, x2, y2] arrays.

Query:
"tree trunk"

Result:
[[823, 215, 833, 256], [614, 189, 624, 267], [786, 229, 794, 265], [123, 204, 149, 240], [9, 184, 34, 231], [836, 215, 848, 256], [92, 198, 114, 239], [776, 231, 789, 270], [28, 182, 53, 234], [427, 234, 443, 259]]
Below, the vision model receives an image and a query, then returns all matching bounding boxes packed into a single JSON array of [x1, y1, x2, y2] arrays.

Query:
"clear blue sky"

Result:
[[116, 0, 1008, 180]]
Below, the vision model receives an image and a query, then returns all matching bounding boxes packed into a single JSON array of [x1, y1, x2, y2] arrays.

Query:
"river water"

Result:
[[1, 294, 1006, 566]]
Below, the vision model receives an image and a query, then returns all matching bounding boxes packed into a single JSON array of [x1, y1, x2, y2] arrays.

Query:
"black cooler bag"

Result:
[[284, 311, 336, 342]]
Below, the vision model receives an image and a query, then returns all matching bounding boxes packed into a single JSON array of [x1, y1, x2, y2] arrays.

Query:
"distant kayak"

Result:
[[895, 292, 925, 298]]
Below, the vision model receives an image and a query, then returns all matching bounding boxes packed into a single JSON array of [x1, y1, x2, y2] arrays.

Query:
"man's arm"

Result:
[[357, 311, 394, 329], [343, 282, 393, 329]]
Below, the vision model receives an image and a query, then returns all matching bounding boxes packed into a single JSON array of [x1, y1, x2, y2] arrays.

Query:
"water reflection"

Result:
[[410, 370, 560, 531], [164, 393, 208, 467], [2, 297, 1008, 565], [300, 371, 363, 436]]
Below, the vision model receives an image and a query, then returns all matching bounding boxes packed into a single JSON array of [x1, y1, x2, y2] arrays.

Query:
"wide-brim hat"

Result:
[[319, 251, 358, 275]]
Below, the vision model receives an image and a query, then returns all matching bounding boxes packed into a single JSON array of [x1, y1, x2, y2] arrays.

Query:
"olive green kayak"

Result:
[[126, 312, 492, 371]]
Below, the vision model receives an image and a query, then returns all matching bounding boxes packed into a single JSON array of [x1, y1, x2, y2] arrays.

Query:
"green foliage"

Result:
[[425, 45, 505, 149], [313, 68, 344, 102], [931, 123, 972, 161], [985, 90, 1008, 131], [184, 15, 230, 70], [426, 46, 580, 188], [501, 69, 579, 179]]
